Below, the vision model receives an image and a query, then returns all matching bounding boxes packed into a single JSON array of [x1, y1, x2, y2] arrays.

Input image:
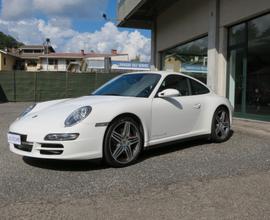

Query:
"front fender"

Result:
[[89, 99, 152, 146]]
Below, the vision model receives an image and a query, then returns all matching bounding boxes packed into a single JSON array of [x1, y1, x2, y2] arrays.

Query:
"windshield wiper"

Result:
[[100, 93, 121, 96]]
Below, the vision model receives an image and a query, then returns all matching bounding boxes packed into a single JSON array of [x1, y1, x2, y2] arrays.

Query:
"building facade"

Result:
[[118, 0, 270, 121], [0, 46, 132, 73], [0, 50, 18, 71], [18, 45, 55, 71], [40, 50, 130, 72]]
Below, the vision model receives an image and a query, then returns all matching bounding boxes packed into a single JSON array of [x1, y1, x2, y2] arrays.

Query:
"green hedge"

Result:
[[0, 71, 120, 102]]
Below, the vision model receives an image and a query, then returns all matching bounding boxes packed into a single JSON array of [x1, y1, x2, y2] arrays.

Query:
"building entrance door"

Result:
[[228, 14, 270, 121]]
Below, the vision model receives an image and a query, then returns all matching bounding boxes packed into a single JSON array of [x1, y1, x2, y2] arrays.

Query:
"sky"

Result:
[[0, 0, 151, 61]]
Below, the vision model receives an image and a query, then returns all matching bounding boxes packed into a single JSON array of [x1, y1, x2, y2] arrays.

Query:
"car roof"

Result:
[[124, 70, 204, 82], [123, 71, 212, 92], [124, 70, 173, 75], [124, 70, 194, 78]]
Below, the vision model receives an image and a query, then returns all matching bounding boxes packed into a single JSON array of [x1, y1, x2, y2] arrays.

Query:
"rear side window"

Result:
[[190, 79, 210, 95], [158, 75, 190, 96]]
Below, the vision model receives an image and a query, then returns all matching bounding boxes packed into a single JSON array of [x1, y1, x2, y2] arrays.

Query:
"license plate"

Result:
[[7, 133, 21, 145]]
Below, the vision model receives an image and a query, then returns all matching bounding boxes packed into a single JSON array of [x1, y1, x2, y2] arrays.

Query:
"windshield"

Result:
[[92, 73, 161, 98]]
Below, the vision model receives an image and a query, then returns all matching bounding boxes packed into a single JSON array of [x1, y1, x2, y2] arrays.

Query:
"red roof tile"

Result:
[[39, 52, 128, 59]]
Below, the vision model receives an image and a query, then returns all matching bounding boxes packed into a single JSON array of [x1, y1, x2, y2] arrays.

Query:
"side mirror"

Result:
[[158, 89, 180, 98]]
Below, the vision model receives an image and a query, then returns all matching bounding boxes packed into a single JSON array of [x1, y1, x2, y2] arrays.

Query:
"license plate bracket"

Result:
[[7, 133, 21, 145]]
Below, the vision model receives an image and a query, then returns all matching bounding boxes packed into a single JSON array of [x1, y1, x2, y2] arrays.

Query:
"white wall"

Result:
[[40, 58, 81, 71], [87, 55, 129, 62], [220, 0, 270, 26], [41, 59, 56, 71], [57, 59, 68, 71], [156, 0, 209, 53], [156, 0, 270, 55]]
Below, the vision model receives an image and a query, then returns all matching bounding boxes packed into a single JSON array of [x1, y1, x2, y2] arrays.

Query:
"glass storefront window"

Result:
[[228, 13, 270, 121], [161, 36, 208, 83], [229, 23, 246, 46], [247, 14, 270, 117]]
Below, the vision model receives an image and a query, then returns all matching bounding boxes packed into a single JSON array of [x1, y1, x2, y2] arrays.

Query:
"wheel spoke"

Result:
[[220, 111, 226, 122], [220, 127, 226, 137], [215, 116, 220, 123], [128, 136, 139, 145], [215, 125, 221, 135], [111, 131, 122, 143], [112, 145, 124, 159], [223, 122, 230, 128], [125, 145, 133, 160], [122, 122, 131, 137]]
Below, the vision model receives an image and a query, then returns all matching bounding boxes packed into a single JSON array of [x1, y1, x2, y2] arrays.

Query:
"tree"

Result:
[[0, 32, 23, 50]]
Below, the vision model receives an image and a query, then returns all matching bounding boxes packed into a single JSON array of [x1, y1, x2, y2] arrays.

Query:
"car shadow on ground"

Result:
[[23, 157, 107, 172], [23, 130, 234, 171], [141, 130, 234, 162]]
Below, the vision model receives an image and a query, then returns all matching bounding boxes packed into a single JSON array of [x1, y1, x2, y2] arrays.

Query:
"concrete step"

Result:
[[232, 118, 270, 139]]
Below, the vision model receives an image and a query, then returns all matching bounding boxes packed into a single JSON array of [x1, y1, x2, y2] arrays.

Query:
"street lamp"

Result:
[[102, 13, 123, 22], [43, 38, 51, 71]]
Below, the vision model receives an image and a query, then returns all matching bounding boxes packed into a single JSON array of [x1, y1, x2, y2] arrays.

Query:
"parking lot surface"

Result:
[[0, 102, 270, 219]]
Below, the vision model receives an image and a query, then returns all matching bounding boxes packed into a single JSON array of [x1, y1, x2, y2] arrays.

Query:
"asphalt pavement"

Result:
[[0, 102, 270, 219]]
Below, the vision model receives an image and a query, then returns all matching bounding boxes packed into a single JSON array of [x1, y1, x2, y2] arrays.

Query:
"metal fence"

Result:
[[0, 71, 120, 102]]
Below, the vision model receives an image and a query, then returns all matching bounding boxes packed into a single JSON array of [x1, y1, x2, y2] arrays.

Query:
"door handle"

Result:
[[193, 103, 201, 109]]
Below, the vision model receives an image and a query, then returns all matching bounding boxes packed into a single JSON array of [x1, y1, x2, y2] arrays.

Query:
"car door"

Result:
[[150, 75, 202, 141], [187, 77, 211, 132]]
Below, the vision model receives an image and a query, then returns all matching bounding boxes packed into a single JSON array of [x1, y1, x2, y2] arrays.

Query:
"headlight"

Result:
[[64, 106, 92, 127], [45, 133, 79, 141], [18, 103, 36, 119]]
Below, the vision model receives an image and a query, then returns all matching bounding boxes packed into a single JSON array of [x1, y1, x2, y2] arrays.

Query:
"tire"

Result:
[[103, 117, 143, 167], [211, 106, 231, 143]]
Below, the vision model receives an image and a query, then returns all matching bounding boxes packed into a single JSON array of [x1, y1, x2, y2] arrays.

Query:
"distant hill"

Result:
[[0, 32, 23, 50]]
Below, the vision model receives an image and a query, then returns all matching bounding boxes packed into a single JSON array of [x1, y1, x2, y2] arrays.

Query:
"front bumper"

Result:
[[8, 125, 107, 160]]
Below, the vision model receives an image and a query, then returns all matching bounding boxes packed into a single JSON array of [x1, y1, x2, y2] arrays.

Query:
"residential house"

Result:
[[18, 45, 55, 71], [0, 44, 141, 73], [0, 49, 19, 71], [40, 50, 130, 72], [39, 52, 84, 72]]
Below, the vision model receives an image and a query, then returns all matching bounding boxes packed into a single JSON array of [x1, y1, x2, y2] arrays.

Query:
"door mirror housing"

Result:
[[158, 89, 180, 98]]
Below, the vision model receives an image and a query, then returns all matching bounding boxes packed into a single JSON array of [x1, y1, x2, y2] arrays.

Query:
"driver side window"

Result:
[[158, 75, 191, 96]]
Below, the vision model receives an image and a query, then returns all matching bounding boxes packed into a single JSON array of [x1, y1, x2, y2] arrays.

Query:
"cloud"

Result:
[[1, 0, 108, 20], [0, 19, 151, 61], [64, 22, 151, 61], [0, 18, 75, 47], [0, 19, 43, 44], [0, 0, 151, 61], [33, 0, 108, 19], [1, 0, 34, 20]]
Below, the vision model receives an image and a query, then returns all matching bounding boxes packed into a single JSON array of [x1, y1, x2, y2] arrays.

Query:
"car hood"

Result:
[[10, 95, 135, 132], [42, 95, 129, 109], [30, 95, 134, 117]]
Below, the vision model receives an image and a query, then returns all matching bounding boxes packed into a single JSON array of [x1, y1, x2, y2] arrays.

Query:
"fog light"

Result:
[[44, 133, 79, 141]]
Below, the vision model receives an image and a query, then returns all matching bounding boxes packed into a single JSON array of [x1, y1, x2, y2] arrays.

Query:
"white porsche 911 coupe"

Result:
[[8, 71, 233, 167]]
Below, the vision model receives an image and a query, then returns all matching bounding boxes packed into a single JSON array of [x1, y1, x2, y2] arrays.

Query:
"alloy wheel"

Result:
[[215, 110, 230, 139], [109, 120, 141, 164]]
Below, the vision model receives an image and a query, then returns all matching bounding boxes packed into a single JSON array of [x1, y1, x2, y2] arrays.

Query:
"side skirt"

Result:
[[144, 134, 211, 150]]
